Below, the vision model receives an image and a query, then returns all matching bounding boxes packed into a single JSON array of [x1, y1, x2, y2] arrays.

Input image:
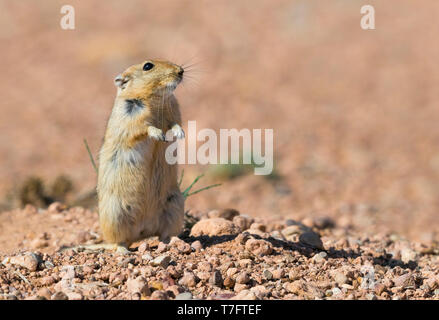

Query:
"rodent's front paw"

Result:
[[148, 127, 166, 141], [171, 124, 185, 139]]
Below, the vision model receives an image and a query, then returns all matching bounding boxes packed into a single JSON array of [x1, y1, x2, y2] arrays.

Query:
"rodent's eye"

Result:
[[143, 62, 154, 71]]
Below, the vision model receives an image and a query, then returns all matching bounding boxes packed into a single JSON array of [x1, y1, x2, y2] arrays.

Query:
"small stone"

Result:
[[366, 293, 377, 300], [394, 273, 415, 288], [51, 291, 68, 300], [331, 287, 342, 297], [151, 255, 171, 268], [249, 223, 266, 232], [234, 283, 249, 292], [284, 280, 303, 294], [150, 290, 168, 300], [141, 253, 153, 261], [332, 271, 348, 286], [281, 225, 303, 237], [299, 232, 324, 250], [401, 247, 418, 264], [223, 277, 235, 288], [10, 253, 41, 271], [232, 289, 256, 300], [138, 242, 150, 253], [175, 292, 193, 300], [374, 283, 386, 295], [176, 241, 192, 254], [209, 270, 223, 287], [156, 242, 168, 253], [190, 240, 203, 252], [272, 269, 284, 280], [245, 239, 273, 256], [207, 208, 240, 221], [190, 218, 240, 236], [263, 270, 273, 280], [312, 251, 327, 263], [65, 291, 83, 300], [127, 276, 150, 295], [40, 276, 55, 286], [236, 272, 250, 284], [37, 288, 52, 300], [179, 272, 198, 287], [233, 216, 253, 231], [48, 202, 66, 213]]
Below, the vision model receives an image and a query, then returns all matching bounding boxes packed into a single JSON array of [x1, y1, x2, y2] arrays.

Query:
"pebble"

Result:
[[332, 271, 348, 285], [235, 272, 250, 284], [151, 255, 171, 268], [299, 232, 324, 250], [127, 276, 150, 296], [190, 240, 203, 252], [51, 291, 68, 300], [401, 247, 418, 264], [263, 270, 273, 280], [209, 270, 223, 287], [175, 292, 193, 300], [9, 253, 41, 271], [207, 208, 240, 221], [245, 239, 273, 256], [179, 272, 197, 287], [233, 215, 253, 231], [190, 218, 240, 236]]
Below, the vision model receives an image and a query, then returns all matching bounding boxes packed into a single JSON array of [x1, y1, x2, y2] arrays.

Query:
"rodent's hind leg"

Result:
[[157, 190, 185, 241], [59, 243, 131, 255]]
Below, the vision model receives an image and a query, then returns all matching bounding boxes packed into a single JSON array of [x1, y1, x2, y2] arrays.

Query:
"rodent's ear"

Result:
[[114, 74, 129, 89]]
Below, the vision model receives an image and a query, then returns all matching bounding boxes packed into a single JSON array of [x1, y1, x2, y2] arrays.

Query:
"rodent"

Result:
[[96, 60, 186, 251]]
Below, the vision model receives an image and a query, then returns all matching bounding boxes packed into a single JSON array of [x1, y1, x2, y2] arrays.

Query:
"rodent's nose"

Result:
[[178, 68, 184, 77]]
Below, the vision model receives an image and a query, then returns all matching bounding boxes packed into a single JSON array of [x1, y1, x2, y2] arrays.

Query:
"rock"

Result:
[[250, 285, 269, 299], [233, 215, 253, 231], [312, 251, 327, 263], [179, 272, 198, 287], [150, 290, 168, 300], [10, 253, 41, 271], [138, 242, 150, 253], [231, 289, 257, 300], [234, 283, 249, 292], [65, 291, 83, 300], [156, 242, 168, 253], [51, 291, 68, 300], [223, 277, 235, 288], [190, 218, 240, 236], [366, 293, 377, 300], [37, 288, 52, 300], [176, 241, 192, 254], [48, 202, 66, 213], [401, 247, 418, 263], [141, 253, 153, 261], [263, 270, 273, 280], [150, 255, 171, 268], [393, 273, 415, 288], [40, 276, 56, 286], [272, 269, 285, 280], [299, 232, 324, 250], [281, 225, 303, 237], [190, 240, 203, 252], [235, 272, 250, 284], [331, 271, 348, 285], [284, 280, 303, 294], [209, 270, 223, 287], [207, 208, 240, 221], [245, 239, 273, 256], [175, 292, 193, 300], [127, 276, 150, 296], [249, 223, 266, 232]]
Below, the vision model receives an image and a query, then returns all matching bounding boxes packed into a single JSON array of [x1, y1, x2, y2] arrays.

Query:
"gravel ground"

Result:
[[0, 205, 438, 300]]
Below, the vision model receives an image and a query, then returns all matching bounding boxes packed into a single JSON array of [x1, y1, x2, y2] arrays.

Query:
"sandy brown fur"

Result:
[[97, 60, 185, 247]]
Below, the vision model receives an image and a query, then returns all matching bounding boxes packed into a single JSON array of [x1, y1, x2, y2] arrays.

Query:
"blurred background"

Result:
[[0, 0, 438, 242]]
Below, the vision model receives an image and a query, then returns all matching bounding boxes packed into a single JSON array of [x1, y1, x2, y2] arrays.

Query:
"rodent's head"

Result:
[[114, 60, 184, 98]]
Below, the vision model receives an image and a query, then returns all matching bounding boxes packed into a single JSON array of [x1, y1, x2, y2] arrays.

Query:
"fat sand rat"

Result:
[[70, 60, 186, 253]]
